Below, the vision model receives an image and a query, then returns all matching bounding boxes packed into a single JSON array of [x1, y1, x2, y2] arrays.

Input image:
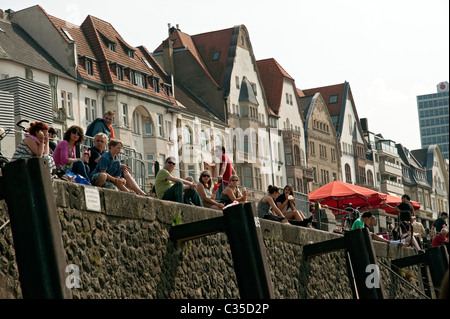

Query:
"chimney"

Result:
[[162, 38, 175, 76], [360, 118, 368, 132]]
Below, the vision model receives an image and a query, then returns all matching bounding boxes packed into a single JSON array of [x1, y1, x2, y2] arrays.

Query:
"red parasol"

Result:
[[308, 181, 386, 215]]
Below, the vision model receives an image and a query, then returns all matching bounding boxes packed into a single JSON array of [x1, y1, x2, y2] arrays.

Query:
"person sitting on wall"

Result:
[[432, 227, 449, 248], [276, 184, 312, 227], [364, 215, 409, 247], [85, 110, 115, 140], [48, 127, 58, 153], [154, 156, 203, 206], [197, 170, 224, 210], [411, 215, 426, 249], [52, 125, 90, 180], [362, 213, 422, 250], [11, 121, 56, 173], [217, 175, 249, 206], [257, 185, 289, 224], [352, 211, 373, 230], [431, 212, 448, 240], [88, 132, 108, 173], [89, 133, 147, 196], [90, 138, 147, 196]]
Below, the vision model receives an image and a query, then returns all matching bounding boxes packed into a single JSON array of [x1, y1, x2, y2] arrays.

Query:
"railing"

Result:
[[376, 143, 398, 156], [382, 160, 401, 170]]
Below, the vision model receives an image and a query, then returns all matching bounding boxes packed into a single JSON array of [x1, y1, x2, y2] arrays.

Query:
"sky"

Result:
[[2, 0, 449, 151]]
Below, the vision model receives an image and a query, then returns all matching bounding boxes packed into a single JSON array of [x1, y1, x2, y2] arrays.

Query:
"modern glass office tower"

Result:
[[416, 81, 449, 159]]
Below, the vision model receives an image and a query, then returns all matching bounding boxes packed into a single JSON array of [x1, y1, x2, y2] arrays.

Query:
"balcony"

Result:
[[53, 108, 66, 123], [379, 160, 402, 176], [376, 143, 398, 158], [380, 179, 404, 195]]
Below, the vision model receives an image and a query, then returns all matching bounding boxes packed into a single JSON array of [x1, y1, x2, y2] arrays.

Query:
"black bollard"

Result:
[[2, 158, 71, 299], [344, 228, 384, 299], [222, 202, 274, 299], [169, 202, 274, 299], [426, 246, 449, 297]]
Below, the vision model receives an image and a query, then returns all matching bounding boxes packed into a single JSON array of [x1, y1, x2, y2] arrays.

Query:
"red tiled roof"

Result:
[[257, 58, 305, 122], [43, 10, 177, 107], [154, 29, 220, 88], [256, 58, 285, 114], [302, 83, 346, 117], [191, 27, 234, 87], [303, 82, 363, 137]]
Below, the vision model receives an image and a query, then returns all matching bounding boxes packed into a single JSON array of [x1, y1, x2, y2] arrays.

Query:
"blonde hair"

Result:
[[94, 132, 108, 141]]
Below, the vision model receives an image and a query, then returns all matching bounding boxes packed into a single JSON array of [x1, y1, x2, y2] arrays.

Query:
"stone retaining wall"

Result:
[[0, 180, 432, 299]]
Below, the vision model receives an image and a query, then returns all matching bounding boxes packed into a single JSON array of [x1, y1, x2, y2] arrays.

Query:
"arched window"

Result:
[[214, 134, 223, 149], [294, 145, 301, 166], [200, 130, 208, 151], [132, 106, 152, 136], [345, 164, 352, 183], [300, 149, 306, 167], [183, 125, 192, 144]]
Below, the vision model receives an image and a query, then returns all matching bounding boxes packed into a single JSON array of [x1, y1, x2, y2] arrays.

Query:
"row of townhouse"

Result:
[[0, 5, 448, 218]]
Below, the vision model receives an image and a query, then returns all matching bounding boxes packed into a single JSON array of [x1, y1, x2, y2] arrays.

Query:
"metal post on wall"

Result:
[[392, 245, 448, 298], [303, 228, 384, 299], [0, 158, 71, 299], [223, 202, 274, 299], [170, 202, 274, 299], [344, 228, 384, 299]]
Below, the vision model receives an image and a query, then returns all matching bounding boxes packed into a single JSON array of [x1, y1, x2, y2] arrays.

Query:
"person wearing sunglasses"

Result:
[[154, 156, 202, 206], [197, 170, 224, 210], [53, 125, 90, 180], [217, 175, 249, 206], [11, 121, 56, 173]]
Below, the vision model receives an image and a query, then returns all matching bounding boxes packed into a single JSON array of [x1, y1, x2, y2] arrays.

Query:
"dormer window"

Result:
[[128, 50, 135, 58], [85, 59, 93, 76], [329, 94, 338, 104], [213, 51, 220, 61], [162, 83, 172, 95], [153, 77, 160, 93], [108, 42, 116, 52], [116, 65, 123, 81], [131, 71, 147, 88]]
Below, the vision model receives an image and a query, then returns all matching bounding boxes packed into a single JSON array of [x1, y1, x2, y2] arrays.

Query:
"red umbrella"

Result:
[[371, 193, 421, 215], [308, 181, 386, 215]]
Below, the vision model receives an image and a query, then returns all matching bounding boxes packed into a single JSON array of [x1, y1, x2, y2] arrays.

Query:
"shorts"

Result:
[[91, 172, 117, 189]]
